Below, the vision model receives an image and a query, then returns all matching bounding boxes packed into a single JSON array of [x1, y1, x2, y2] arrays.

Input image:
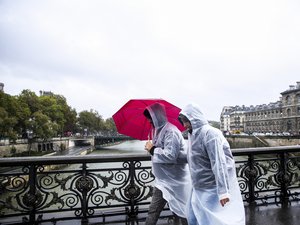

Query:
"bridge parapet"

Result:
[[94, 135, 133, 147], [1, 145, 300, 224], [226, 135, 300, 148]]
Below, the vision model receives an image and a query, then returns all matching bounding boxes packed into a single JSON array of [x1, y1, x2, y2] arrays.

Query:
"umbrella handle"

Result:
[[148, 132, 153, 141], [148, 128, 154, 141]]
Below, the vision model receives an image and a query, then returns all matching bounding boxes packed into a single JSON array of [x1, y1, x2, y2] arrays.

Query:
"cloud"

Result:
[[1, 0, 300, 120]]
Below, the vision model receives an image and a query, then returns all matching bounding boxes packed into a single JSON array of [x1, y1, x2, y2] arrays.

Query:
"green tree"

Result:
[[18, 90, 40, 113], [39, 95, 65, 136], [78, 109, 105, 135], [104, 117, 117, 133], [0, 92, 19, 141], [209, 120, 220, 129], [0, 88, 118, 141], [53, 94, 77, 136], [30, 111, 57, 140]]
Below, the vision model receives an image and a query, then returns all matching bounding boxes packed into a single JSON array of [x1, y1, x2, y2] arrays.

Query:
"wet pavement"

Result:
[[35, 203, 300, 225], [245, 203, 300, 225]]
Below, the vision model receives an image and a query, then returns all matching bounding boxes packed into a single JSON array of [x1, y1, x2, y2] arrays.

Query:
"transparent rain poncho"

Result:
[[180, 103, 245, 225], [146, 103, 191, 218]]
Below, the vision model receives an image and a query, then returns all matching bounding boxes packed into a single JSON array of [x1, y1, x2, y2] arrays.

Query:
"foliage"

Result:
[[209, 120, 220, 129], [77, 109, 105, 135], [0, 89, 117, 141]]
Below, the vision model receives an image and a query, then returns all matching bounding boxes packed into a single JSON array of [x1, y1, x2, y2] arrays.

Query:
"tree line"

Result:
[[0, 89, 117, 142]]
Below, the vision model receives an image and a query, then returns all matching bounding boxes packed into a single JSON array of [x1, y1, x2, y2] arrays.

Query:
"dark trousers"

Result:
[[145, 187, 188, 225]]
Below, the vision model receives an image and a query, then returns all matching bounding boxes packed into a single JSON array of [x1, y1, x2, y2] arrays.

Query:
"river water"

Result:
[[91, 140, 148, 155], [91, 140, 250, 164], [91, 140, 244, 159]]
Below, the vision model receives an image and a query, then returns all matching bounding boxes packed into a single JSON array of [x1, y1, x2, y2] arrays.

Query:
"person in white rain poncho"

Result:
[[178, 103, 245, 225], [144, 103, 191, 225]]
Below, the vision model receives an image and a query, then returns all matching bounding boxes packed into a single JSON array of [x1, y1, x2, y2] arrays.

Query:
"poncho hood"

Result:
[[180, 103, 209, 133], [146, 102, 167, 129]]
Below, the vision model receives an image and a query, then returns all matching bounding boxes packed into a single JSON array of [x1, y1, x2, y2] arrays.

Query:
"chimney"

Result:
[[0, 82, 4, 92], [296, 81, 300, 89]]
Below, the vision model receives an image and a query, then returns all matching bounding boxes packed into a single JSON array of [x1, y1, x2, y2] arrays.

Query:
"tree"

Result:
[[209, 120, 220, 129], [30, 111, 57, 140], [39, 95, 65, 136], [0, 89, 118, 141], [104, 117, 117, 134], [18, 90, 40, 113], [0, 92, 19, 141], [53, 94, 77, 136], [77, 109, 105, 135]]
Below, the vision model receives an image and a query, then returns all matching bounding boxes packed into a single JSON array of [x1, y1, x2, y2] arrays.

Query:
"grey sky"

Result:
[[1, 0, 300, 121]]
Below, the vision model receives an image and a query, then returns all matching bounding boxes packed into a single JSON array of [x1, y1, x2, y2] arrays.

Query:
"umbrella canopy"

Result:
[[112, 99, 185, 140]]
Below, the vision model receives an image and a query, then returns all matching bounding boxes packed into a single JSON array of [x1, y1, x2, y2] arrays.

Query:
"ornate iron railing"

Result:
[[235, 145, 300, 206], [0, 145, 300, 225]]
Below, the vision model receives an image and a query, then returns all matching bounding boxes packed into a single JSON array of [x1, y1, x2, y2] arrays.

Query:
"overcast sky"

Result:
[[1, 0, 299, 121]]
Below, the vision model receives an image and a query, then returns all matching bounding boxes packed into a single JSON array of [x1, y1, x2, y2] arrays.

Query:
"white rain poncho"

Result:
[[180, 103, 245, 225], [146, 103, 191, 218]]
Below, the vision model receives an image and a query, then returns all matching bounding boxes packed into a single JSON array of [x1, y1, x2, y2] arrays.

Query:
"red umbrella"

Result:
[[112, 99, 185, 140]]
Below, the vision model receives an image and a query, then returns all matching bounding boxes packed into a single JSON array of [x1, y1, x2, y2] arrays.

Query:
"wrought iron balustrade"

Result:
[[234, 145, 300, 206], [0, 145, 300, 225]]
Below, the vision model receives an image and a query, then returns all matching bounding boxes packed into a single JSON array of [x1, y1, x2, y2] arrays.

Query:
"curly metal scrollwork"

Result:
[[105, 161, 153, 206], [23, 191, 43, 209], [267, 157, 299, 188], [124, 184, 141, 199], [237, 160, 268, 191], [75, 176, 94, 193]]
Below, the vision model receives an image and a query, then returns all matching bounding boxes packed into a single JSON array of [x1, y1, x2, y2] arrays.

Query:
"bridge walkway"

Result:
[[36, 203, 300, 225]]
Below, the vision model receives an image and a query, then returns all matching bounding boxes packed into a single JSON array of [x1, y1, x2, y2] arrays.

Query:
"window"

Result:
[[287, 108, 291, 116], [287, 120, 292, 131], [286, 96, 291, 105]]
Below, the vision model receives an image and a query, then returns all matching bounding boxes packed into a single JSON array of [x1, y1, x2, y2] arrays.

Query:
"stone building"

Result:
[[0, 82, 4, 92], [39, 90, 54, 96], [220, 82, 300, 135], [220, 105, 247, 133], [220, 106, 231, 132]]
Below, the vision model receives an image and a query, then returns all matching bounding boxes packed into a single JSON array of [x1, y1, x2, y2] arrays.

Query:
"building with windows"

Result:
[[220, 105, 247, 134], [220, 82, 300, 135], [39, 90, 54, 96]]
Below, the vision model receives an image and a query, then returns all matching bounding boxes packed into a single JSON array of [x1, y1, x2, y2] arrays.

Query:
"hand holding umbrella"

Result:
[[144, 140, 154, 153]]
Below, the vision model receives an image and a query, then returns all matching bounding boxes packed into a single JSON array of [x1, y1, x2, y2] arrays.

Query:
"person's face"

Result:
[[183, 120, 192, 134], [179, 115, 192, 133], [146, 117, 154, 127]]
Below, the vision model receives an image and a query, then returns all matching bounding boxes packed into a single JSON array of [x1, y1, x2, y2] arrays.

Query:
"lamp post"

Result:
[[27, 118, 33, 155]]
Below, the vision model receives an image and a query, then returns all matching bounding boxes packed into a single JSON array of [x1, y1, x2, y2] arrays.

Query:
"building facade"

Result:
[[220, 82, 300, 135]]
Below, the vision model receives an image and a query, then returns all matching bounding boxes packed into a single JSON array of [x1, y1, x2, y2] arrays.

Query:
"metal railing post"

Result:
[[247, 154, 257, 205]]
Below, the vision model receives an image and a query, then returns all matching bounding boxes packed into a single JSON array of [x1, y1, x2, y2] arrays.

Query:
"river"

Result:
[[90, 140, 248, 163], [91, 140, 148, 155]]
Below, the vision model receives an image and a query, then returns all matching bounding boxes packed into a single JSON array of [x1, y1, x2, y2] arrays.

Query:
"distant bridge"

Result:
[[69, 135, 133, 147], [94, 135, 133, 146]]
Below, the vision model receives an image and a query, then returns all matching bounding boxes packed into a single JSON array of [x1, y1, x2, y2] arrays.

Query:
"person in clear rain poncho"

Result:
[[144, 102, 191, 225], [178, 103, 245, 225]]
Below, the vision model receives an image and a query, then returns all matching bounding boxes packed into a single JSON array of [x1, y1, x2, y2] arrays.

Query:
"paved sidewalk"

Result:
[[245, 203, 300, 225], [3, 203, 300, 225]]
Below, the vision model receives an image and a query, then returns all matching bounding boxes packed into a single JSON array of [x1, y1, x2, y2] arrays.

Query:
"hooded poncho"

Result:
[[146, 103, 191, 218], [180, 103, 245, 225]]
